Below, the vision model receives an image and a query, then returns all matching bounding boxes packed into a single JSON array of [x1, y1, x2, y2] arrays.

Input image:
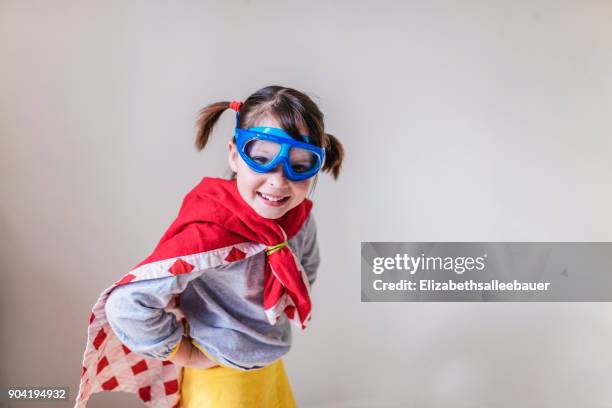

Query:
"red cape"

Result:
[[75, 177, 313, 407]]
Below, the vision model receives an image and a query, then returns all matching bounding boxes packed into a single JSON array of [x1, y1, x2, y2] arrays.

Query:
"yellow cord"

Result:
[[266, 241, 288, 255]]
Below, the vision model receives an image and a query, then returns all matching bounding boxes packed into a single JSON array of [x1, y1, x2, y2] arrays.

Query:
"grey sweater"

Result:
[[104, 213, 319, 371]]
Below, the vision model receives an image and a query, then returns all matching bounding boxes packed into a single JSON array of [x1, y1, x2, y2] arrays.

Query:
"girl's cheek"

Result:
[[296, 180, 312, 195]]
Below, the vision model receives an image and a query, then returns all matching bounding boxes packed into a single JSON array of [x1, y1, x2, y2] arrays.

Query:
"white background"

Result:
[[1, 1, 611, 407]]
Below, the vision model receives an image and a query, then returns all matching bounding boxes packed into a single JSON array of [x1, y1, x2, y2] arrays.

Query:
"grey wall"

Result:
[[1, 1, 611, 407]]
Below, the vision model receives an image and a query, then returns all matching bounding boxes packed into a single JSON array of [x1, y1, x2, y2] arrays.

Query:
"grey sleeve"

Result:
[[104, 270, 204, 360], [301, 214, 321, 287]]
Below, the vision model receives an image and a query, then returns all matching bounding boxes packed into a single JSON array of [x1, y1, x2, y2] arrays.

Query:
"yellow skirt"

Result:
[[180, 340, 297, 408]]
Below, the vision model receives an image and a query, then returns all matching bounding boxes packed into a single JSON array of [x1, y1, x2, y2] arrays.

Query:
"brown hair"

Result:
[[195, 85, 344, 180]]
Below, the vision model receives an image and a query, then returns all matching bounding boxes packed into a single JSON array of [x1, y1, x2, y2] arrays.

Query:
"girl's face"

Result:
[[228, 116, 314, 220]]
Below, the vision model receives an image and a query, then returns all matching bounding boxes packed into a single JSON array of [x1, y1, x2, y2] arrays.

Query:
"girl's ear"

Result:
[[228, 141, 239, 173]]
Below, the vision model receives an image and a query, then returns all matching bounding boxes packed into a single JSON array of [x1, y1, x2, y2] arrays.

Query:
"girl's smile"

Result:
[[256, 191, 291, 206]]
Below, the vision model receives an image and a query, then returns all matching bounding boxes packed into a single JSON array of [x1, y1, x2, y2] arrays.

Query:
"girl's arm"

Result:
[[104, 271, 204, 361], [301, 214, 321, 287]]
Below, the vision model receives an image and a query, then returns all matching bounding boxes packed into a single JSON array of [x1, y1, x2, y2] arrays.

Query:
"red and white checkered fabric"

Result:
[[75, 177, 313, 407]]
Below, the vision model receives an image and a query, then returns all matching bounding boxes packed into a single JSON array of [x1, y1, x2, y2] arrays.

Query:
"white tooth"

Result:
[[271, 195, 282, 201], [261, 193, 283, 202]]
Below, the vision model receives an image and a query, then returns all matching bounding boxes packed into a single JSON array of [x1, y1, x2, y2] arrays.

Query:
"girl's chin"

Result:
[[254, 208, 287, 219], [252, 200, 290, 219]]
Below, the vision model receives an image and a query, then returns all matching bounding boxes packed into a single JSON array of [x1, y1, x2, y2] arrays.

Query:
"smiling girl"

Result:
[[75, 85, 344, 408]]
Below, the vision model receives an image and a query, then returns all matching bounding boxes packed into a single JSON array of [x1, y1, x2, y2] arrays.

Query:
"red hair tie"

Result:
[[229, 100, 244, 112]]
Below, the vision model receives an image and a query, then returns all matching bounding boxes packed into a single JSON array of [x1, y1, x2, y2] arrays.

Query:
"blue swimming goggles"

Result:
[[233, 113, 325, 181]]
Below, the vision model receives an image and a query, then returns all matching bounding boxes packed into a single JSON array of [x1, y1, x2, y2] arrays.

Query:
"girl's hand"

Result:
[[168, 336, 218, 369], [186, 347, 219, 369]]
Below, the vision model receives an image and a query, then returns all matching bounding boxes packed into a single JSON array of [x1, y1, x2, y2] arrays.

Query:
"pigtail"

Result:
[[195, 101, 231, 151], [322, 132, 344, 180]]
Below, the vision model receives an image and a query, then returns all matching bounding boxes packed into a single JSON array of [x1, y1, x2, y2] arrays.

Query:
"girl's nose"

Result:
[[266, 163, 289, 187]]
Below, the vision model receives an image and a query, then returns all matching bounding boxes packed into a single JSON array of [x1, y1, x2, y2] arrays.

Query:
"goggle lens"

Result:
[[244, 139, 320, 174], [244, 139, 280, 165]]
